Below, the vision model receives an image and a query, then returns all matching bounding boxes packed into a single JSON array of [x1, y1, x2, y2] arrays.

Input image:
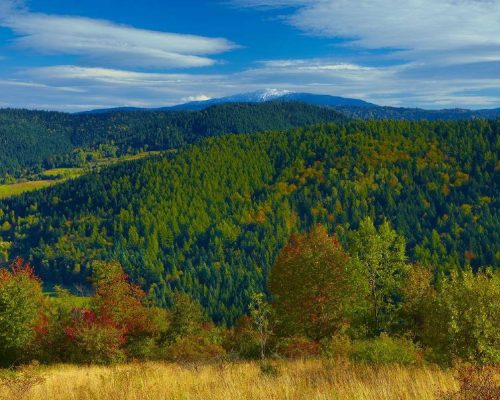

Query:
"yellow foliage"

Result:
[[460, 204, 473, 215]]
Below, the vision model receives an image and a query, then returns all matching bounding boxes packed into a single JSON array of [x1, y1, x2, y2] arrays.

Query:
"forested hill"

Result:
[[0, 102, 346, 180], [333, 105, 500, 121], [0, 119, 498, 324]]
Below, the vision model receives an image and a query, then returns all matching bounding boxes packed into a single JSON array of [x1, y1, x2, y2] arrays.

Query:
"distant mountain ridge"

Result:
[[83, 89, 376, 113], [83, 89, 500, 120]]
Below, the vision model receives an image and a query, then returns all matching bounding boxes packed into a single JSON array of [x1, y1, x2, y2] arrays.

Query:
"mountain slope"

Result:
[[84, 89, 500, 120], [163, 90, 375, 111], [0, 102, 346, 180], [0, 119, 497, 324]]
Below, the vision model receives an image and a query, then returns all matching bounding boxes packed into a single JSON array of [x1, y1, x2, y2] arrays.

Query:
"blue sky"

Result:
[[0, 0, 499, 111]]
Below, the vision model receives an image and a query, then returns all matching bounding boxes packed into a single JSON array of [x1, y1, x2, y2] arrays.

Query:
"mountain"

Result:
[[83, 89, 376, 113], [163, 89, 376, 111], [1, 118, 497, 323], [83, 89, 500, 120], [0, 102, 346, 180]]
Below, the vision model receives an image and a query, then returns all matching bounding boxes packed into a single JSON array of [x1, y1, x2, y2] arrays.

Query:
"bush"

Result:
[[259, 361, 280, 377], [276, 336, 320, 359], [321, 333, 352, 360], [125, 336, 159, 361], [65, 318, 126, 364], [166, 333, 226, 362], [223, 316, 261, 359], [350, 334, 420, 365], [422, 268, 500, 366]]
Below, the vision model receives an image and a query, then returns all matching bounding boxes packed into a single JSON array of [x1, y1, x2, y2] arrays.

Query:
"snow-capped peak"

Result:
[[222, 89, 292, 103], [257, 88, 292, 101]]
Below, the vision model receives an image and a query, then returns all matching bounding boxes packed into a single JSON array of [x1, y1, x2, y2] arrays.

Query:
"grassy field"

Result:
[[0, 151, 160, 200], [0, 360, 460, 400], [0, 180, 62, 199]]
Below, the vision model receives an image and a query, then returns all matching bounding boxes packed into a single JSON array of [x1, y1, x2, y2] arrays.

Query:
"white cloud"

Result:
[[225, 1, 500, 108], [233, 0, 500, 66], [0, 1, 236, 68], [183, 95, 213, 102], [0, 60, 495, 111], [1, 0, 499, 110]]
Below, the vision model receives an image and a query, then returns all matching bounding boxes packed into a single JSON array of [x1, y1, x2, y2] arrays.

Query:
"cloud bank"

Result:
[[234, 0, 500, 58], [0, 1, 235, 68], [0, 0, 499, 110]]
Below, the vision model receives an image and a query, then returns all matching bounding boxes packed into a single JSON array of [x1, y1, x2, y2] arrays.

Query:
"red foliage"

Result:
[[0, 257, 40, 283], [61, 262, 156, 357], [269, 224, 352, 340], [276, 336, 321, 359], [0, 258, 48, 358]]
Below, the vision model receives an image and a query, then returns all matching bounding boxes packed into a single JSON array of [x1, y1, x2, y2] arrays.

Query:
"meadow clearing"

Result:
[[0, 360, 463, 400], [0, 151, 160, 199]]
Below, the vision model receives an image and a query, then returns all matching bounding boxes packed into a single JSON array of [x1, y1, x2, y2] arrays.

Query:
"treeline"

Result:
[[0, 119, 498, 324], [335, 104, 500, 121], [1, 221, 498, 368], [0, 102, 345, 180]]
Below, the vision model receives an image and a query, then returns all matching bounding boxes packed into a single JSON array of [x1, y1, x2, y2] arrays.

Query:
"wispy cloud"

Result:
[[0, 1, 499, 110], [1, 60, 496, 111], [227, 0, 500, 108], [0, 1, 236, 68], [233, 1, 500, 65]]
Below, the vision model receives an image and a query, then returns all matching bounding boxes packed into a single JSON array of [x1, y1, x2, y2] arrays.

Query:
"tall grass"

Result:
[[0, 360, 459, 400]]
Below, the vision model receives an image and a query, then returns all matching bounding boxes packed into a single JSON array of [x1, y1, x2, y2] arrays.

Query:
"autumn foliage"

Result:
[[1, 218, 499, 369], [268, 225, 351, 341], [0, 258, 46, 366], [57, 261, 161, 364]]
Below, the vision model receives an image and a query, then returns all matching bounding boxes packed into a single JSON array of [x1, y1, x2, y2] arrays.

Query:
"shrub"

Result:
[[43, 262, 166, 364], [350, 334, 420, 365], [259, 360, 280, 377], [223, 316, 261, 359], [422, 268, 500, 365], [124, 336, 159, 361], [167, 292, 207, 341], [166, 333, 226, 362], [276, 336, 320, 359], [321, 333, 352, 360], [64, 311, 126, 364]]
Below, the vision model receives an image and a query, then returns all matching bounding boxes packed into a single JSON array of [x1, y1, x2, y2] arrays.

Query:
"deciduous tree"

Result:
[[268, 225, 352, 341]]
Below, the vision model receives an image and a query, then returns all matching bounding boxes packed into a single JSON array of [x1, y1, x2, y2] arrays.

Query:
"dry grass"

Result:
[[0, 360, 459, 400]]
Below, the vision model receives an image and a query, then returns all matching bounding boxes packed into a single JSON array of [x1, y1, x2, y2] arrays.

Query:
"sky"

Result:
[[0, 0, 499, 111]]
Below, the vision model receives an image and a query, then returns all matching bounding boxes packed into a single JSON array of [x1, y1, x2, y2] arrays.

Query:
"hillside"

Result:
[[0, 102, 346, 181], [0, 119, 498, 324], [335, 105, 500, 121]]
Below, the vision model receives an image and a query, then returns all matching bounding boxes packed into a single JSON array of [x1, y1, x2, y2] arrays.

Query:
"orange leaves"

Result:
[[268, 224, 352, 341], [1, 257, 39, 282]]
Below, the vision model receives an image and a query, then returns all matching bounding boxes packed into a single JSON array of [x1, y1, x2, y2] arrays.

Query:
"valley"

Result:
[[1, 0, 499, 397]]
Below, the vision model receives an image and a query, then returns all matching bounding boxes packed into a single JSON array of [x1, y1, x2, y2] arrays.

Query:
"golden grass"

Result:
[[0, 151, 161, 200], [0, 360, 459, 400], [42, 168, 84, 178]]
